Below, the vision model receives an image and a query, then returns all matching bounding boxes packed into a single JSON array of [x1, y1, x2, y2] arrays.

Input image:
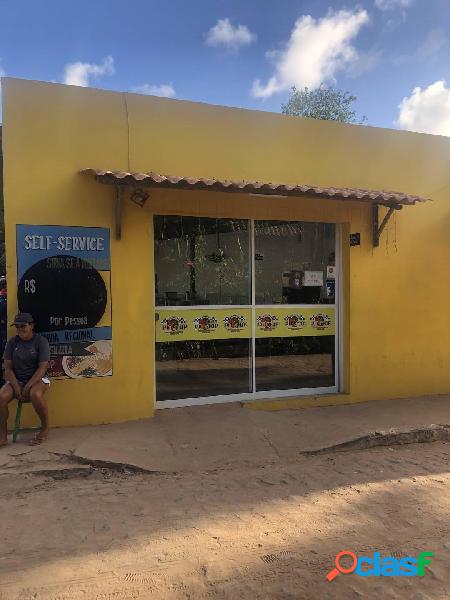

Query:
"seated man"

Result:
[[0, 313, 50, 447]]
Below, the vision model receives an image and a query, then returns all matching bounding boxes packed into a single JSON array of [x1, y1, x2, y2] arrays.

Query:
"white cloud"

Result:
[[206, 18, 256, 52], [63, 56, 114, 87], [396, 80, 450, 136], [252, 9, 369, 98], [375, 0, 412, 10], [132, 83, 176, 98]]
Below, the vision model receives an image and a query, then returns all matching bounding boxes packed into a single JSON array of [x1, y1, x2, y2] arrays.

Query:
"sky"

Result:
[[1, 0, 449, 135]]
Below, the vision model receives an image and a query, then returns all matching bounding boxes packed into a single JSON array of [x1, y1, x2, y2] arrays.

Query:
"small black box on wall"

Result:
[[350, 233, 361, 246]]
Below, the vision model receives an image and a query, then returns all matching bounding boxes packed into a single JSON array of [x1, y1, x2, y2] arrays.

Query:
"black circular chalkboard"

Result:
[[18, 255, 107, 332]]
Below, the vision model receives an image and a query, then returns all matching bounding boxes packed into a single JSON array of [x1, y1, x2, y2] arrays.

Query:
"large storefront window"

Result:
[[255, 221, 335, 305], [254, 220, 335, 391], [156, 339, 252, 401], [154, 216, 338, 404], [154, 216, 250, 306]]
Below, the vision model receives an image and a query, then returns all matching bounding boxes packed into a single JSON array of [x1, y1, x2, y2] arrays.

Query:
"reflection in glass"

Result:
[[255, 336, 335, 391], [154, 216, 250, 306], [255, 221, 336, 305], [156, 339, 252, 401]]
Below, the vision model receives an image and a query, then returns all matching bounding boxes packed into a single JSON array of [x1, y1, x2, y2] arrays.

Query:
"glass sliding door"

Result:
[[154, 216, 252, 403], [154, 215, 339, 407], [254, 220, 337, 393]]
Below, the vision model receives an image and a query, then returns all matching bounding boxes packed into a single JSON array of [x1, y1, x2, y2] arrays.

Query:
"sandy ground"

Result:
[[1, 440, 449, 599]]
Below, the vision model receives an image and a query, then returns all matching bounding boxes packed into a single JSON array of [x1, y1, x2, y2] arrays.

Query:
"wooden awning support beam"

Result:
[[94, 177, 148, 240], [93, 175, 125, 240], [372, 204, 402, 247]]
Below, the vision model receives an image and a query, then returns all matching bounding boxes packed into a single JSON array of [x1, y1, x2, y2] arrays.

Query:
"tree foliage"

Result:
[[281, 85, 367, 124]]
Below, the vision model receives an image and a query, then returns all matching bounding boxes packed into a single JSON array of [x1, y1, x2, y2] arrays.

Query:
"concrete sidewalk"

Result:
[[1, 394, 450, 475]]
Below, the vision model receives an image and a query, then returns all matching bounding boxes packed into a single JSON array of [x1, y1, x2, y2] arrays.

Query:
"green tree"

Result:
[[281, 85, 367, 124]]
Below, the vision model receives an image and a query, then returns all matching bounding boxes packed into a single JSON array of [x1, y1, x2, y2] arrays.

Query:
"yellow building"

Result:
[[2, 77, 450, 428]]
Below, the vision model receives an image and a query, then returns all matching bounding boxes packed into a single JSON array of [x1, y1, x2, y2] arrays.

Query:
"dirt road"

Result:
[[1, 441, 449, 599]]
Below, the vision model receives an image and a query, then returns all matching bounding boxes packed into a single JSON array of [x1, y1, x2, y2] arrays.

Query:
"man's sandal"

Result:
[[28, 431, 49, 446]]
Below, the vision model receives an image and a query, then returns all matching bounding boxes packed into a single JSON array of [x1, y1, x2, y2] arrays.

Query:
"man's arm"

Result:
[[4, 360, 23, 400]]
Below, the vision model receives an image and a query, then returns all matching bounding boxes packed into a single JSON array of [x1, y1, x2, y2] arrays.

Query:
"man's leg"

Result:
[[29, 381, 49, 443], [0, 383, 15, 446]]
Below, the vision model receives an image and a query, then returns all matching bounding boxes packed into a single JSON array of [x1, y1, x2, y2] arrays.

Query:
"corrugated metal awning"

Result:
[[80, 168, 429, 208]]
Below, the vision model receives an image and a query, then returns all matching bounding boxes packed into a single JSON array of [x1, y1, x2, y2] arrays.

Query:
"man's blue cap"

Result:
[[11, 313, 34, 326]]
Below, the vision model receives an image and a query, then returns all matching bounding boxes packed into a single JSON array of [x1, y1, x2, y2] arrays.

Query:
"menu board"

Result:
[[16, 225, 112, 379]]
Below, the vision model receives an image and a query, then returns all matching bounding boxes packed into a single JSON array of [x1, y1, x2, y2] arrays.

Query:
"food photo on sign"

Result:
[[16, 225, 113, 379]]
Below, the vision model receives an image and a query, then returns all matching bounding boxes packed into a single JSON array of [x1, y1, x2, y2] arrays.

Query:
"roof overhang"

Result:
[[81, 168, 428, 208], [80, 168, 430, 246]]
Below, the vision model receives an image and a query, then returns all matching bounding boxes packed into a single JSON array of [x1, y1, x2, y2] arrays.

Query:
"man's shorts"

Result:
[[6, 377, 51, 387]]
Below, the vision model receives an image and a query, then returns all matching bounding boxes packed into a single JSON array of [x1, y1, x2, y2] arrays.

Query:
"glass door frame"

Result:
[[155, 219, 342, 409]]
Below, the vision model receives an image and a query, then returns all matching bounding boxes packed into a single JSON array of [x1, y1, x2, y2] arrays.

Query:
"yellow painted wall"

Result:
[[2, 78, 450, 426]]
